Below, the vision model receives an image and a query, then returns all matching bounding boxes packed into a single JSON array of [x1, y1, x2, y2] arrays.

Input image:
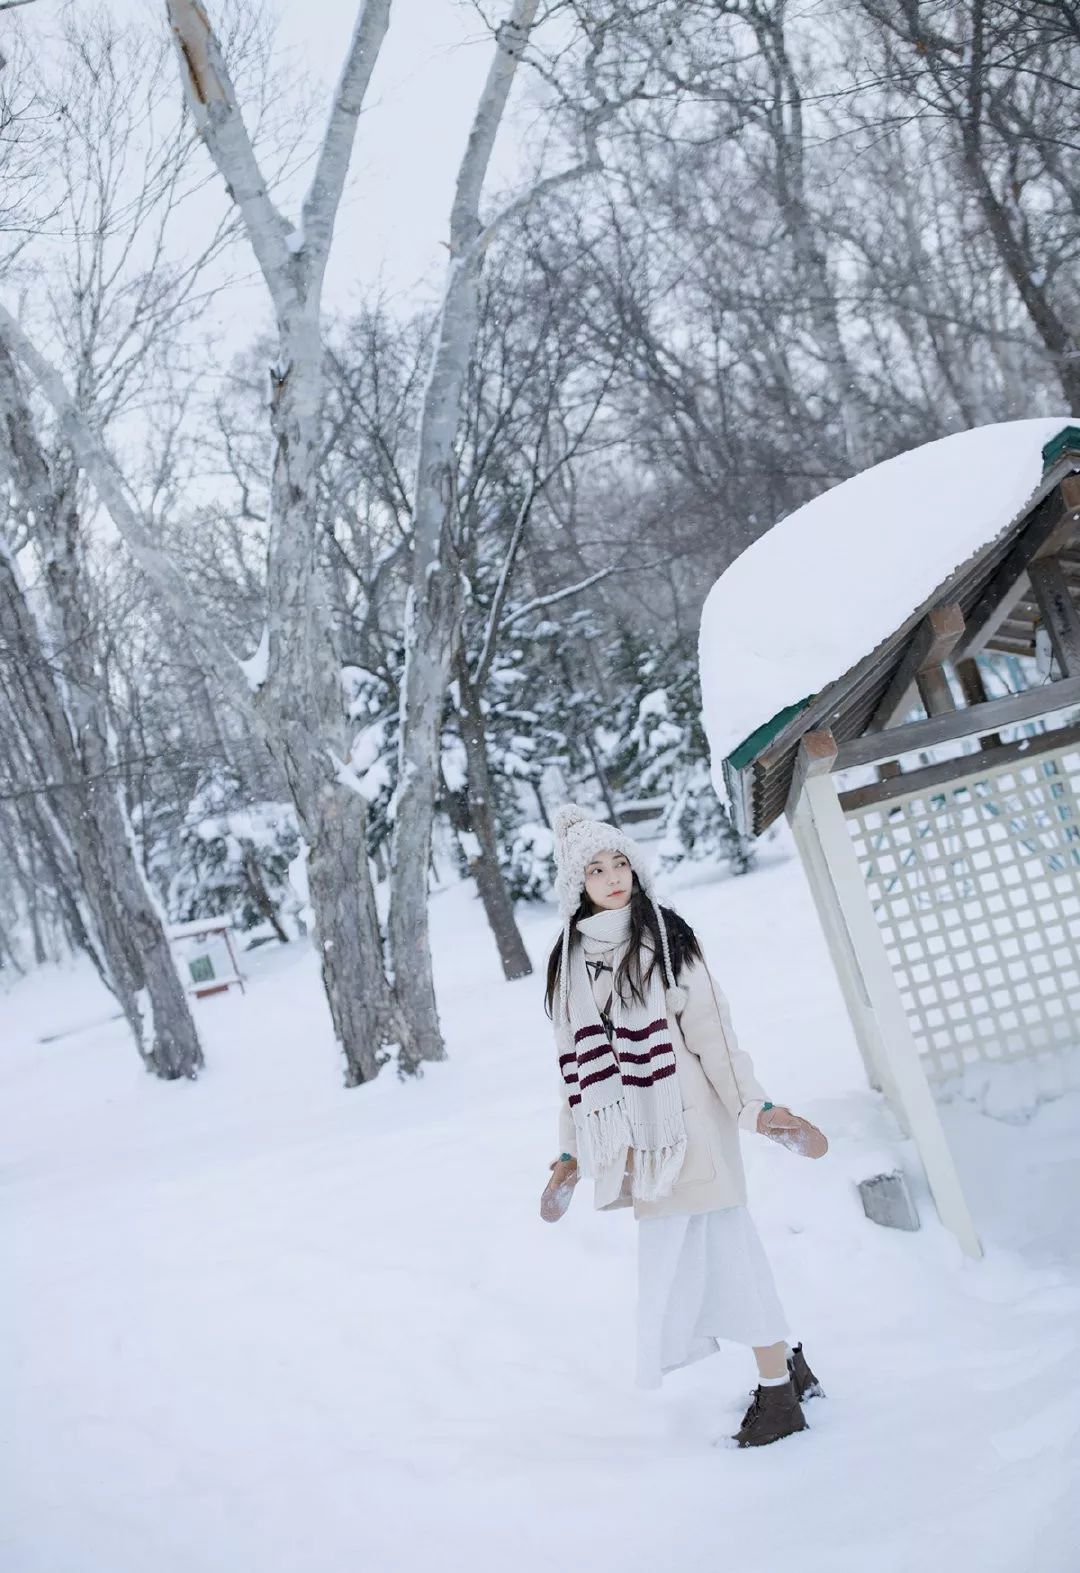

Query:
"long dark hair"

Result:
[[544, 869, 703, 1018]]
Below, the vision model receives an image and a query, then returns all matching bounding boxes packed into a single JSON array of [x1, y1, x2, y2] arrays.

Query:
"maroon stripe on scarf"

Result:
[[577, 1043, 615, 1068], [615, 1018, 668, 1042], [568, 1092, 581, 1107], [574, 1023, 606, 1044], [562, 1071, 579, 1085], [580, 1063, 620, 1093], [617, 1040, 674, 1066], [620, 1063, 677, 1089], [558, 1052, 577, 1070]]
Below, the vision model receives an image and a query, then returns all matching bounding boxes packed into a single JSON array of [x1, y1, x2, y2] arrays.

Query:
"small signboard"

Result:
[[167, 917, 245, 999]]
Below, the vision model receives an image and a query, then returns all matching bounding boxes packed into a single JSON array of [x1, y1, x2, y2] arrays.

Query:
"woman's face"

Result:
[[584, 849, 633, 911]]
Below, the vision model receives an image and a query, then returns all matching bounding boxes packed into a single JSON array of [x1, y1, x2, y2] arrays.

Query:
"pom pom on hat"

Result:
[[551, 803, 589, 840]]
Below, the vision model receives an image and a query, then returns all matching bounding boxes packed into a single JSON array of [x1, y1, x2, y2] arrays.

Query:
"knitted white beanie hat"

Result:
[[551, 802, 687, 1028]]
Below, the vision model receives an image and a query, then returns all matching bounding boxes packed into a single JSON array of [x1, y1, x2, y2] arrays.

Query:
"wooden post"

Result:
[[223, 925, 246, 994], [915, 664, 956, 717], [787, 732, 983, 1259], [955, 658, 1000, 749], [1028, 556, 1080, 678]]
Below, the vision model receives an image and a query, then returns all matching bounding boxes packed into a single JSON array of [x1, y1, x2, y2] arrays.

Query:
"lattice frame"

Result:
[[844, 739, 1080, 1081]]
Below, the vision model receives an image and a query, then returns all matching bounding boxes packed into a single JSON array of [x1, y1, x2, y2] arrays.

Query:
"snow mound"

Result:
[[699, 418, 1075, 790]]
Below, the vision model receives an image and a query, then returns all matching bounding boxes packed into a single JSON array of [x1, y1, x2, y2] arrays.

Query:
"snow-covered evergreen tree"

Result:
[[606, 638, 755, 875], [165, 769, 301, 940]]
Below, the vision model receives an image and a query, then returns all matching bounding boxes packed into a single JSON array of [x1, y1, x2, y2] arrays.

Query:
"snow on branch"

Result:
[[499, 563, 618, 633]]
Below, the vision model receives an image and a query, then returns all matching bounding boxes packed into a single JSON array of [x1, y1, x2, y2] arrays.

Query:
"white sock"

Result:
[[759, 1372, 790, 1387]]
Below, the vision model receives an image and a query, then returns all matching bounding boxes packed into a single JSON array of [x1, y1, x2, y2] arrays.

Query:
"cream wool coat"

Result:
[[557, 938, 769, 1221]]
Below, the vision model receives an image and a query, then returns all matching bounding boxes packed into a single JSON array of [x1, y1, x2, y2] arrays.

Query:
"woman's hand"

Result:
[[757, 1105, 828, 1159], [540, 1156, 579, 1222]]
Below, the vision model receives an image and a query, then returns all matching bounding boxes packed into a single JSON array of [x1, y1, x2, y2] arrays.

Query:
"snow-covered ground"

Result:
[[4, 844, 1079, 1573]]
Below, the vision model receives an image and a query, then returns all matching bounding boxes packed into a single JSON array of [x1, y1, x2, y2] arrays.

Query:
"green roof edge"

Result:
[[1041, 425, 1080, 470], [725, 695, 814, 773]]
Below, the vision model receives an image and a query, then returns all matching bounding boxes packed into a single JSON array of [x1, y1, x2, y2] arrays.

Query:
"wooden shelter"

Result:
[[711, 423, 1080, 1258]]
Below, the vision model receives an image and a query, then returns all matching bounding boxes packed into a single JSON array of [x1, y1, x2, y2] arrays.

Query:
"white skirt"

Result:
[[636, 1206, 789, 1388]]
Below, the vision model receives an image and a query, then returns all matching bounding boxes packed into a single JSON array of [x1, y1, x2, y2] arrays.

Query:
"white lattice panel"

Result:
[[845, 740, 1080, 1081]]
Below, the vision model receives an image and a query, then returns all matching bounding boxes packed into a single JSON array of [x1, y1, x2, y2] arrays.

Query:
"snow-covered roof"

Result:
[[168, 916, 234, 939], [699, 418, 1076, 791]]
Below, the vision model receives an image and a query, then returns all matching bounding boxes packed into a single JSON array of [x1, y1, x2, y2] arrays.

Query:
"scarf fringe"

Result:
[[631, 1138, 688, 1202], [579, 1097, 633, 1177], [577, 1099, 687, 1202]]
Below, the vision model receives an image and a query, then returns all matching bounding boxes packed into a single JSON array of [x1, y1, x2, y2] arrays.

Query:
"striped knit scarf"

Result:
[[556, 905, 687, 1202]]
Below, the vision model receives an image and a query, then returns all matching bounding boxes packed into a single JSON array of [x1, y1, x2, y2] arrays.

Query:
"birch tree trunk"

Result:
[[165, 0, 399, 1081], [259, 311, 395, 1083], [389, 1, 540, 1070]]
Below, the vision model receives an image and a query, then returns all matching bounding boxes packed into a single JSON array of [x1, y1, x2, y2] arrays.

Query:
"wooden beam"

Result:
[[955, 657, 1000, 748], [986, 635, 1036, 656], [960, 483, 1080, 658], [867, 605, 965, 730], [916, 664, 956, 717], [837, 719, 1080, 811], [1028, 555, 1080, 677], [834, 674, 1080, 771], [784, 728, 837, 817]]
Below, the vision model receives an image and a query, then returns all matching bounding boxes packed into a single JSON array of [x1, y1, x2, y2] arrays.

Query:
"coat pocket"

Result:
[[677, 1105, 717, 1185]]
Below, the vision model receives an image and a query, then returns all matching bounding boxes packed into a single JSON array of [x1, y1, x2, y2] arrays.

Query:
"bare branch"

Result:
[[299, 0, 393, 280], [0, 302, 259, 726]]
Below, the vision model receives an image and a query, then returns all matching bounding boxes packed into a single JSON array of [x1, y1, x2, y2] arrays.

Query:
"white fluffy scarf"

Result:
[[556, 905, 687, 1202]]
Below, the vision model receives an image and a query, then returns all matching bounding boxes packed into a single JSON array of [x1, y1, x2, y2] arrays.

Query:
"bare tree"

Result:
[[855, 0, 1080, 407], [0, 348, 204, 1077]]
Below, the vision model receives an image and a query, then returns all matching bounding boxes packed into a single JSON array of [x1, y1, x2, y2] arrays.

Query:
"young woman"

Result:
[[540, 803, 828, 1448]]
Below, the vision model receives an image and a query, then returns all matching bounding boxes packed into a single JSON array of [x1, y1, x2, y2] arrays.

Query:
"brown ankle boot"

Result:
[[733, 1377, 808, 1448], [787, 1344, 825, 1402]]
